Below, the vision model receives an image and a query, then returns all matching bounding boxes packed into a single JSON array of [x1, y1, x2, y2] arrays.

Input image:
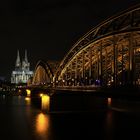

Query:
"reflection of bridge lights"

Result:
[[36, 113, 49, 135], [26, 89, 31, 97]]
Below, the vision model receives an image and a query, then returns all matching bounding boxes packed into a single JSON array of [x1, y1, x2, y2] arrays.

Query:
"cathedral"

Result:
[[11, 50, 33, 84]]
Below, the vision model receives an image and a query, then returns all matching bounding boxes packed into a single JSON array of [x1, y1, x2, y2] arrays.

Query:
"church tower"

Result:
[[15, 50, 21, 70], [25, 50, 28, 62], [11, 50, 33, 84], [22, 50, 30, 71]]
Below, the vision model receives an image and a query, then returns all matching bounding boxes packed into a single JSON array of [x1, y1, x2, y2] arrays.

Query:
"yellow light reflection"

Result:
[[105, 110, 113, 133], [36, 113, 49, 135], [41, 94, 50, 112], [26, 89, 31, 97], [25, 97, 31, 105], [108, 98, 112, 107]]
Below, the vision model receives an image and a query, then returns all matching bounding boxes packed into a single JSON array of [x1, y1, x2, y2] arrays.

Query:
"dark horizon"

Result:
[[0, 0, 139, 80]]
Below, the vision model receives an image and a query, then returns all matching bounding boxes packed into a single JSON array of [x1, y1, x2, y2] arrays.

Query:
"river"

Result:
[[0, 92, 140, 140]]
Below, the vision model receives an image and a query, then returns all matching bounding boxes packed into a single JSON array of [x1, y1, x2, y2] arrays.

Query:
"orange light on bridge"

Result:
[[18, 89, 21, 94], [25, 97, 31, 105], [26, 89, 31, 97], [41, 94, 50, 112], [36, 113, 49, 135], [107, 98, 112, 107], [40, 93, 43, 97]]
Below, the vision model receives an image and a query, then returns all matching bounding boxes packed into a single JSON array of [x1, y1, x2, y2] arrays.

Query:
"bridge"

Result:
[[32, 60, 53, 86], [31, 5, 140, 91]]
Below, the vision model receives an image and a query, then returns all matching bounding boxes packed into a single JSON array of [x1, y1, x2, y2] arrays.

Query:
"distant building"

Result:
[[11, 50, 33, 84]]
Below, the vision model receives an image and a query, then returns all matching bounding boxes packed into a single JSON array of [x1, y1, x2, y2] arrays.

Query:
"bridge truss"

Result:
[[54, 5, 140, 87], [32, 60, 53, 85]]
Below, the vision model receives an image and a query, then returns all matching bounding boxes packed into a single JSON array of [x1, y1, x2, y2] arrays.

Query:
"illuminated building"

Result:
[[11, 50, 33, 84]]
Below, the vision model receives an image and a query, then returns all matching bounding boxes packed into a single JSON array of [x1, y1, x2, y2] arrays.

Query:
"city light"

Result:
[[26, 89, 31, 97], [41, 94, 50, 112], [18, 89, 21, 94], [25, 97, 31, 105], [107, 98, 112, 107], [40, 93, 43, 97]]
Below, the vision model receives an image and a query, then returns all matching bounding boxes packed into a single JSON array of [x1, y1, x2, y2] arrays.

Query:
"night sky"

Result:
[[0, 0, 139, 80]]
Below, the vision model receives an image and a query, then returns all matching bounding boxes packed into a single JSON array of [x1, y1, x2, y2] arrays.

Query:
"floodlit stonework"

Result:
[[11, 50, 33, 84]]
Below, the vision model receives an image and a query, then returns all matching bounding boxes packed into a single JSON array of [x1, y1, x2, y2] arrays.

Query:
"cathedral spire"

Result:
[[15, 50, 21, 68], [11, 50, 33, 84], [25, 50, 28, 62]]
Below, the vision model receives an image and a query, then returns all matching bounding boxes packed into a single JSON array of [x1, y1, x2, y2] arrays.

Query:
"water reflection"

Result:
[[0, 93, 140, 140], [35, 113, 49, 139], [106, 110, 113, 128], [105, 110, 113, 140]]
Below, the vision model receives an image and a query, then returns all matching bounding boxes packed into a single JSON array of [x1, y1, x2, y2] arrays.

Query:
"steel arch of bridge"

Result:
[[54, 5, 140, 87], [32, 60, 53, 85]]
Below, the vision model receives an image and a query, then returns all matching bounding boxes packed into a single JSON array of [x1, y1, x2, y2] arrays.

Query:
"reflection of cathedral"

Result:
[[11, 50, 33, 84]]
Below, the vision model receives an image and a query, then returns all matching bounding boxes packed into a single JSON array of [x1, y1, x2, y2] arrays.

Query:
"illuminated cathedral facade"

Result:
[[11, 50, 33, 84]]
